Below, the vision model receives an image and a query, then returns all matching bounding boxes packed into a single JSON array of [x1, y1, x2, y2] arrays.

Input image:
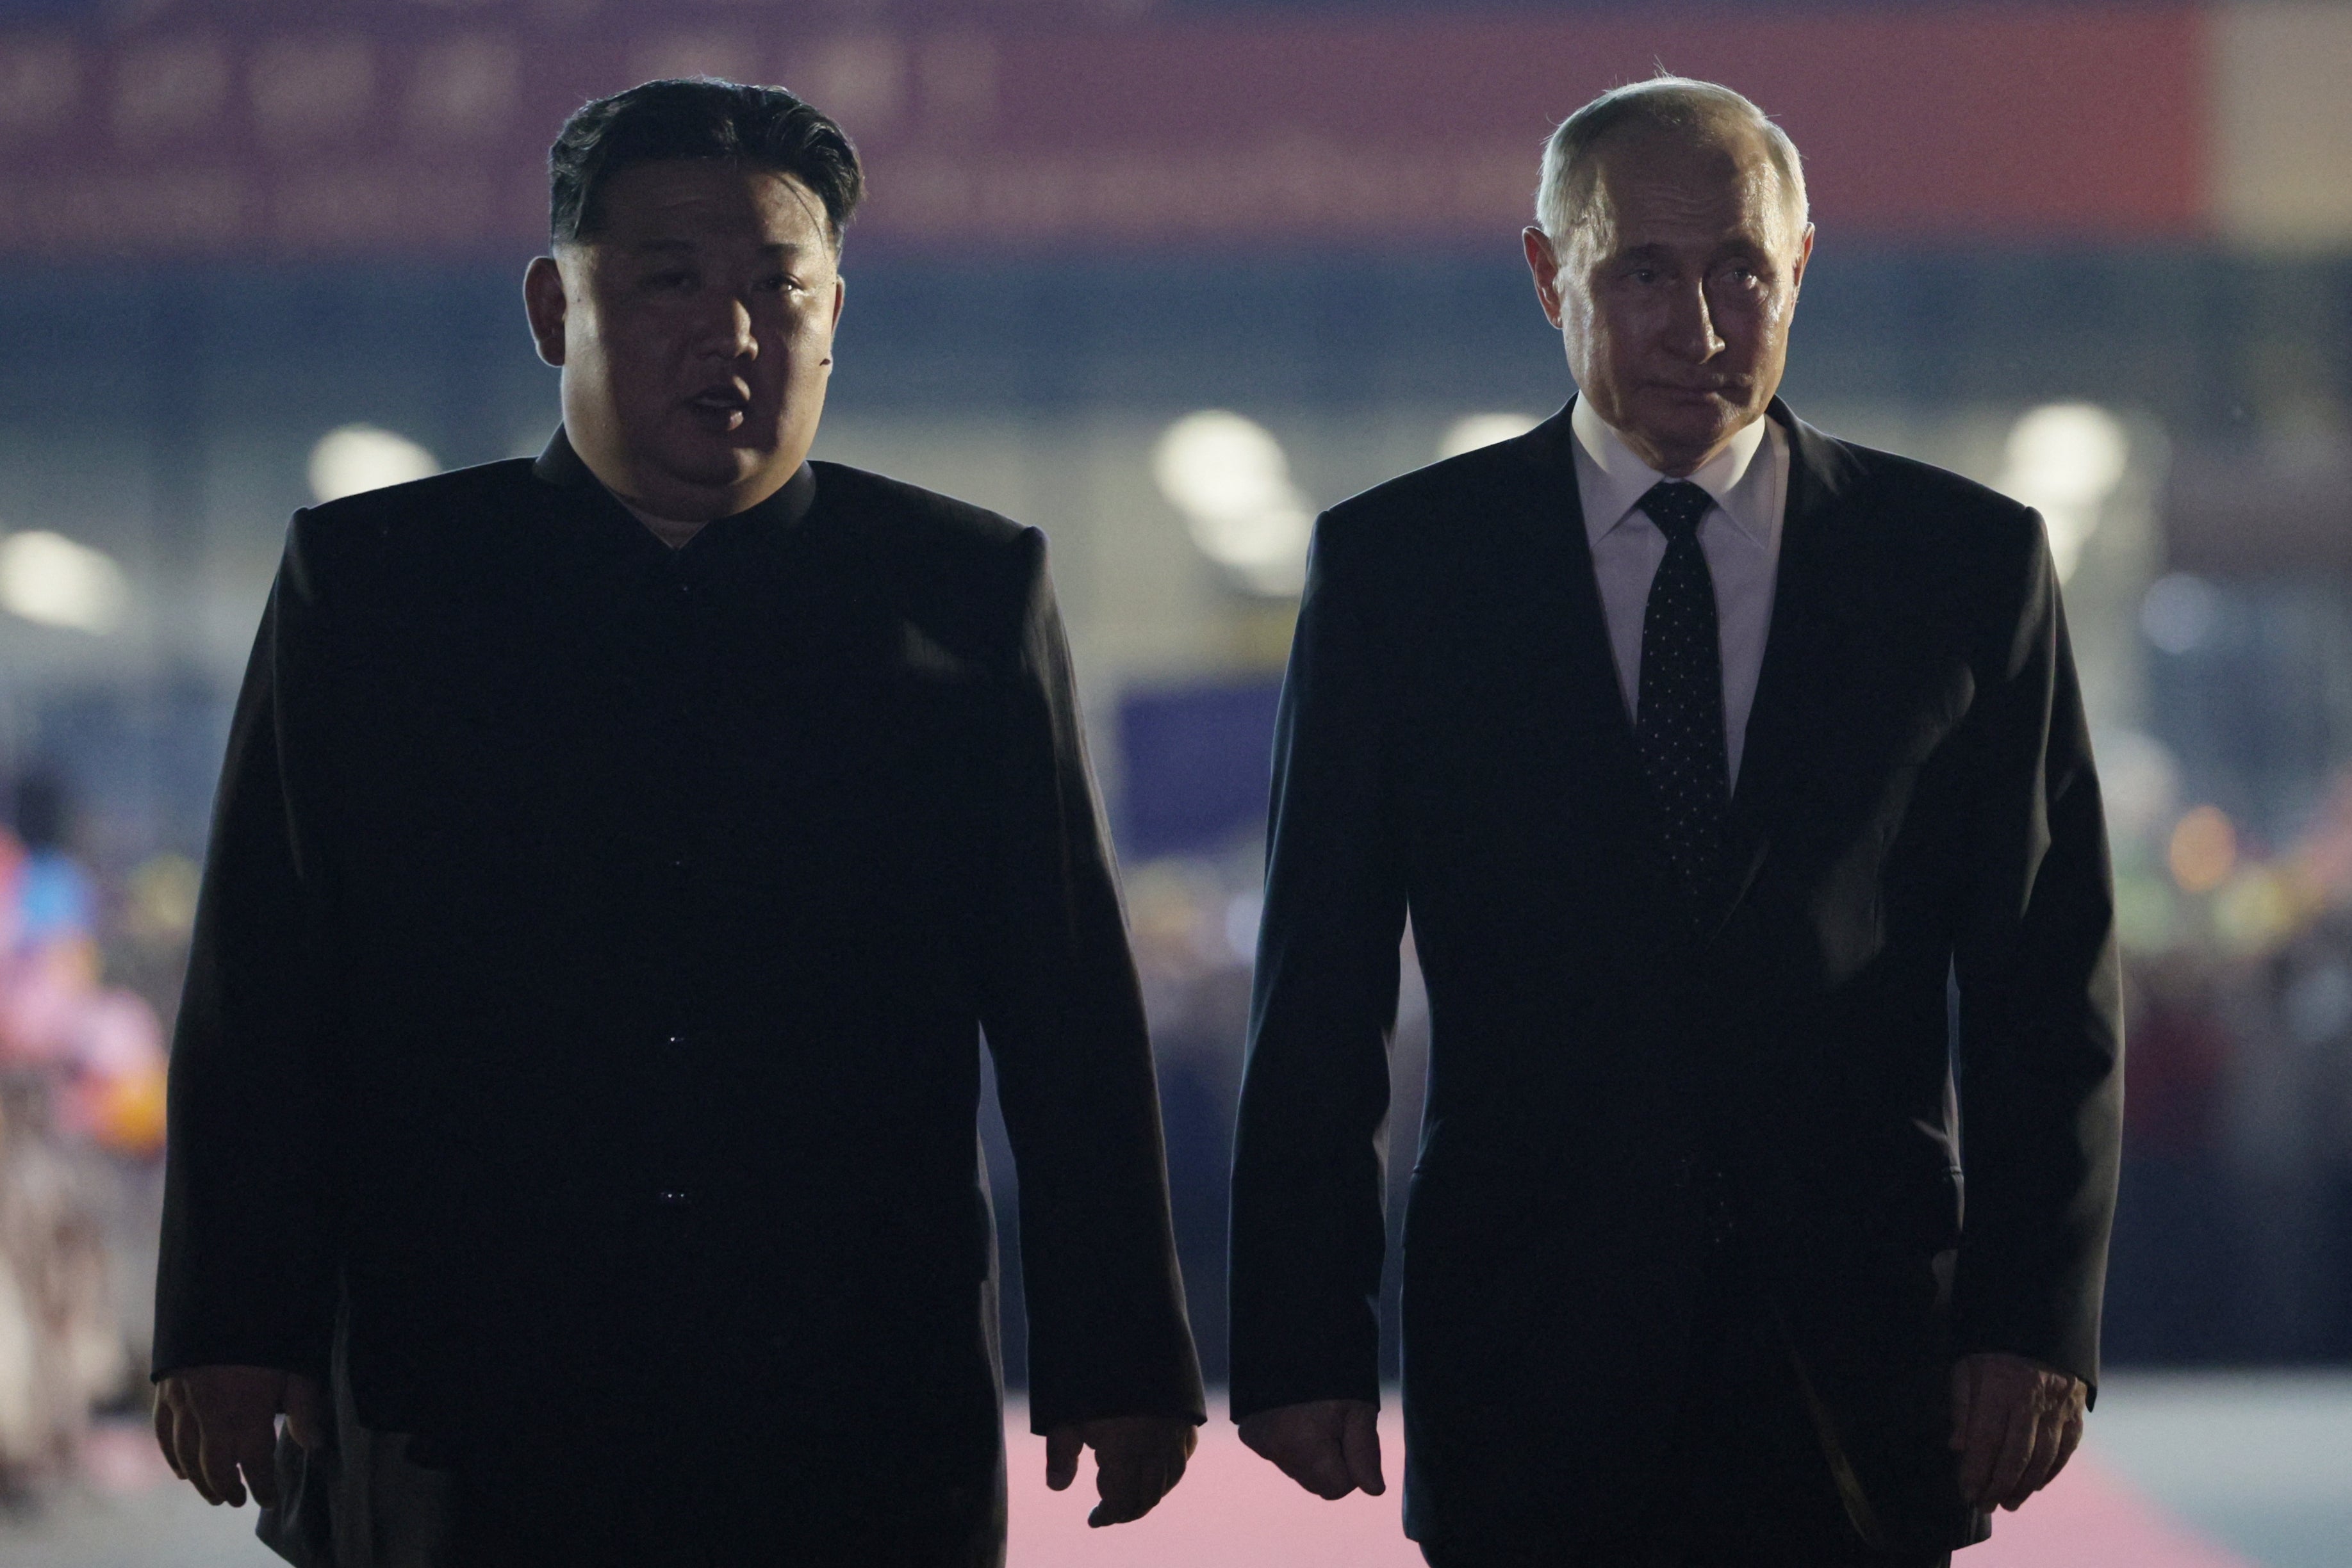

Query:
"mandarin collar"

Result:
[[531, 427, 819, 543]]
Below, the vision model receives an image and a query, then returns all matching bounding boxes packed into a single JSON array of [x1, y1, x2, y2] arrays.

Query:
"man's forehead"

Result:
[[1584, 126, 1791, 243], [593, 161, 830, 246]]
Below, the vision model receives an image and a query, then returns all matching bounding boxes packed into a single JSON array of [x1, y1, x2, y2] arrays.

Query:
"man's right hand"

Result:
[[1237, 1397, 1385, 1499], [154, 1365, 328, 1508]]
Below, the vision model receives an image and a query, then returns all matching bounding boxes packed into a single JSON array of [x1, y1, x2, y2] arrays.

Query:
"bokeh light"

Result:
[[2168, 804, 2239, 895], [0, 530, 127, 633], [1151, 411, 1312, 596], [308, 423, 441, 504]]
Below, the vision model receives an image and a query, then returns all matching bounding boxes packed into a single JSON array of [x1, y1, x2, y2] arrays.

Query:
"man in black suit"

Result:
[[1229, 77, 2121, 1567], [150, 79, 1202, 1566]]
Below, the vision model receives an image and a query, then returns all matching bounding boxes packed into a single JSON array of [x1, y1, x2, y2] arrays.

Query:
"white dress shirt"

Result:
[[1569, 396, 1788, 790]]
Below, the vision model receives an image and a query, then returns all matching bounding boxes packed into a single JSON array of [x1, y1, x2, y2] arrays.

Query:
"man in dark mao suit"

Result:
[[149, 79, 1201, 1565], [1229, 78, 2123, 1567]]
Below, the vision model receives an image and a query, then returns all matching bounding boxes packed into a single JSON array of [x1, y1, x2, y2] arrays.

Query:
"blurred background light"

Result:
[[1437, 411, 1543, 459], [0, 530, 128, 634], [2168, 804, 2239, 895], [2098, 729, 2182, 843], [2141, 571, 2220, 654], [1222, 889, 1262, 963], [307, 423, 441, 504], [1998, 402, 2130, 582], [1151, 410, 1312, 596]]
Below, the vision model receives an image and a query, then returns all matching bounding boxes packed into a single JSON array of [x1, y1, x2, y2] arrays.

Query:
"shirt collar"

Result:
[[1569, 395, 1774, 551]]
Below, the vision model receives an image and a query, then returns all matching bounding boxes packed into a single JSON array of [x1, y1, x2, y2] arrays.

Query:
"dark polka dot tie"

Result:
[[1634, 479, 1729, 910]]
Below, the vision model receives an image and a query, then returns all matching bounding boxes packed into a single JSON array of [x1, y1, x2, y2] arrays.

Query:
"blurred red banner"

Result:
[[0, 6, 2206, 257]]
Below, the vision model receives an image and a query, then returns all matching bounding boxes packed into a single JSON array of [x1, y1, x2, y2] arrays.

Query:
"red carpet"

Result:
[[1003, 1401, 2251, 1567]]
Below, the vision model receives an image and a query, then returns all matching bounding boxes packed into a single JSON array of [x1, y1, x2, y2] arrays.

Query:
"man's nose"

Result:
[[698, 297, 758, 361], [1665, 280, 1725, 362]]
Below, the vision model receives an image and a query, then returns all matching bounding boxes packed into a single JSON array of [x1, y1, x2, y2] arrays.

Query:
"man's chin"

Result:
[[655, 443, 777, 495], [1629, 409, 1742, 471]]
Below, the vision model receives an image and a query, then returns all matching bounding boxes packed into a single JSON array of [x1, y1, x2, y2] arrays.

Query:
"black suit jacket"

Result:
[[156, 434, 1203, 1554], [1229, 400, 2122, 1553]]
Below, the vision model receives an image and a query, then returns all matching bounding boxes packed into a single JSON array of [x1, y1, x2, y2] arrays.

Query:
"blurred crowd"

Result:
[[0, 773, 180, 1506], [2105, 767, 2352, 1364]]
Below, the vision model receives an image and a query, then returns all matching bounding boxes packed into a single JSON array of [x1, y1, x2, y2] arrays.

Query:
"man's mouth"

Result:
[[685, 384, 751, 430]]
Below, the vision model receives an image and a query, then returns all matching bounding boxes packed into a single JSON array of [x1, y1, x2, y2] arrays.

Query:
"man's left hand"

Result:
[[1950, 1351, 2087, 1511], [1044, 1414, 1197, 1527]]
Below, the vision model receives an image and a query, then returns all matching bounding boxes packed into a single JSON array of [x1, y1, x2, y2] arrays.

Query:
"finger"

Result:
[[1342, 1404, 1385, 1497], [2047, 1405, 2085, 1484], [284, 1375, 329, 1452], [1981, 1398, 2039, 1511], [1044, 1426, 1081, 1492], [1949, 1359, 1977, 1451], [1956, 1374, 2008, 1503], [1090, 1442, 1161, 1526], [1300, 1435, 1355, 1500], [192, 1409, 246, 1507], [2002, 1401, 2065, 1510], [1138, 1443, 1187, 1515], [154, 1391, 187, 1480], [237, 1416, 283, 1511], [167, 1398, 202, 1489], [1239, 1414, 1353, 1499], [1113, 1448, 1180, 1523]]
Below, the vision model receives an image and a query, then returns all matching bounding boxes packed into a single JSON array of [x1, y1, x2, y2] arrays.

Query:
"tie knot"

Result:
[[1639, 480, 1711, 544]]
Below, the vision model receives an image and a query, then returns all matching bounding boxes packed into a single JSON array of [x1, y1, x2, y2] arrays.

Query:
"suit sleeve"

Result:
[[977, 528, 1205, 1434], [1950, 512, 2124, 1397], [154, 518, 342, 1382], [1227, 514, 1407, 1421]]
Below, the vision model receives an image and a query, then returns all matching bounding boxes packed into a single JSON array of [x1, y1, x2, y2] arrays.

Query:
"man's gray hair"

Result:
[[1535, 74, 1807, 245]]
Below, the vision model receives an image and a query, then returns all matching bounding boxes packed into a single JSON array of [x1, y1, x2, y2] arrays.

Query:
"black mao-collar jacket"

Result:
[[157, 431, 1203, 1485]]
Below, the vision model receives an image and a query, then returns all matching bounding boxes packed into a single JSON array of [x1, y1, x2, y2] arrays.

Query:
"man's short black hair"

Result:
[[550, 78, 864, 249]]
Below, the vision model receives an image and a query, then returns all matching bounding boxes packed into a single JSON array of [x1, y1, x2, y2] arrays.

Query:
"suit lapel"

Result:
[[1495, 398, 1860, 944], [1709, 400, 1861, 935], [1484, 403, 1687, 936], [1504, 404, 1654, 816]]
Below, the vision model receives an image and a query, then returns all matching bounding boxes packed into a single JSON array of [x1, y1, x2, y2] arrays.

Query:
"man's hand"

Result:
[[1044, 1414, 1197, 1527], [154, 1365, 327, 1508], [1951, 1352, 2086, 1512], [1237, 1397, 1384, 1500]]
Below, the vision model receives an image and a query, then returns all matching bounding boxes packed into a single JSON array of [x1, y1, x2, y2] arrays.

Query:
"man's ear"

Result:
[[523, 255, 568, 368], [1522, 226, 1568, 329], [818, 273, 846, 369], [1790, 223, 1816, 298]]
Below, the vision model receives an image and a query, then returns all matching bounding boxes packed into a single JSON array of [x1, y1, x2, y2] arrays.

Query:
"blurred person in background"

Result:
[[0, 774, 170, 1163], [149, 79, 1201, 1567], [1229, 76, 2122, 1567], [0, 771, 156, 1503]]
